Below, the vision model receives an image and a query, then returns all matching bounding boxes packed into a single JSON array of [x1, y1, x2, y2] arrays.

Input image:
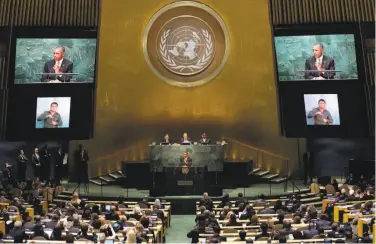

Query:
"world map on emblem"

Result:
[[158, 23, 215, 76]]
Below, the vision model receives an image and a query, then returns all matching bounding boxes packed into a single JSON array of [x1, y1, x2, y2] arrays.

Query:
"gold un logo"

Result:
[[143, 1, 230, 87]]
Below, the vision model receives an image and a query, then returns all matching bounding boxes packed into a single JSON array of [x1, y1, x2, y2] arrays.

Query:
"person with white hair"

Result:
[[9, 220, 26, 243], [154, 198, 161, 208], [129, 205, 143, 221], [126, 229, 137, 243]]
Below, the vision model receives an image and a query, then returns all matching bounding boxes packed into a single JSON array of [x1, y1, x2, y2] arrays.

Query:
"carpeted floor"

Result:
[[165, 215, 195, 243]]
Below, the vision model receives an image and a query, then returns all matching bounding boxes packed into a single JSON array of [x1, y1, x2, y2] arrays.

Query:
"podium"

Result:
[[154, 166, 206, 196]]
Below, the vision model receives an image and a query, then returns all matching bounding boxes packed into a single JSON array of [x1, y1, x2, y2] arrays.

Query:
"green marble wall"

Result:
[[15, 38, 97, 83], [274, 34, 358, 80]]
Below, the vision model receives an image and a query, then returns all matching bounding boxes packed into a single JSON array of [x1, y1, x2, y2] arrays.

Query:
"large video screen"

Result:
[[274, 34, 358, 81], [6, 85, 94, 140], [303, 94, 340, 125], [36, 97, 71, 129], [14, 38, 97, 84], [278, 83, 370, 137]]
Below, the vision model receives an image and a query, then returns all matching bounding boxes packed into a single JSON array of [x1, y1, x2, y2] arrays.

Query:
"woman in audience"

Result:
[[117, 215, 128, 229], [217, 193, 231, 208], [240, 205, 254, 220], [135, 222, 149, 242], [247, 215, 259, 226], [225, 211, 234, 221], [226, 213, 242, 226], [129, 205, 143, 221], [126, 229, 137, 243], [71, 192, 81, 206]]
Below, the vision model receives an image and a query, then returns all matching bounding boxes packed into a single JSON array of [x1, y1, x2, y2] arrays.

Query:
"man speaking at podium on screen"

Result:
[[41, 46, 73, 82], [304, 42, 335, 80]]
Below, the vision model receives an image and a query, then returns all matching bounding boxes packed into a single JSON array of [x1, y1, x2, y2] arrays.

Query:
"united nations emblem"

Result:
[[143, 1, 229, 87]]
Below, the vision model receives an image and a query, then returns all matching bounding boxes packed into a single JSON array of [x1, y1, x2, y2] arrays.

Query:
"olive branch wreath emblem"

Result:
[[159, 29, 213, 72]]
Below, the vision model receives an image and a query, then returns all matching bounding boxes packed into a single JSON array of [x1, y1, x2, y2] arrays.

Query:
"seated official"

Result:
[[160, 133, 172, 145], [199, 192, 214, 212], [180, 132, 192, 144], [199, 133, 211, 144]]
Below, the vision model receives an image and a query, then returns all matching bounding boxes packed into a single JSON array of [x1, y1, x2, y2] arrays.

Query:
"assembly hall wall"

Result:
[[71, 0, 303, 178]]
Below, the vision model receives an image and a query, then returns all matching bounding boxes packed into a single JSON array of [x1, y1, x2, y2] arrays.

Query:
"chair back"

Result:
[[325, 184, 336, 194], [310, 183, 320, 194]]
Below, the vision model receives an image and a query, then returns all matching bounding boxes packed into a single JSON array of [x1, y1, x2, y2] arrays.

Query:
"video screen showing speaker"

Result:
[[303, 94, 340, 126], [278, 83, 370, 137], [36, 97, 71, 129], [14, 38, 97, 84], [6, 84, 94, 140], [8, 27, 97, 86], [274, 34, 358, 81]]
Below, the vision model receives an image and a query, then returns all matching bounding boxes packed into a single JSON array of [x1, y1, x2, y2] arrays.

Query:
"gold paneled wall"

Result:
[[77, 0, 302, 177]]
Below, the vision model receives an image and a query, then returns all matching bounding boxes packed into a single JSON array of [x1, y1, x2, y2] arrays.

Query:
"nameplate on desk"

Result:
[[177, 180, 193, 186]]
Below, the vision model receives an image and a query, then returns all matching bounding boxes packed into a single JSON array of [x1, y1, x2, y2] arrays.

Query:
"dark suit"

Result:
[[160, 139, 172, 145], [41, 148, 51, 182], [31, 153, 41, 179], [304, 55, 335, 79], [17, 154, 28, 182], [41, 59, 73, 82], [9, 227, 27, 243], [180, 138, 192, 144], [54, 150, 65, 185], [198, 138, 211, 144], [75, 149, 89, 183]]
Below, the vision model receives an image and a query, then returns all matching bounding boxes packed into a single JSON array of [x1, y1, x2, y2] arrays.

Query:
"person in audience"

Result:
[[226, 213, 242, 226], [255, 223, 269, 240], [71, 192, 81, 206], [91, 204, 101, 215], [254, 194, 266, 206], [259, 203, 275, 214], [273, 200, 283, 212], [316, 213, 331, 229], [236, 202, 245, 215], [138, 195, 149, 207], [140, 215, 150, 229], [292, 230, 304, 240], [187, 220, 205, 243], [82, 207, 92, 220], [32, 224, 49, 240], [217, 193, 231, 208], [45, 215, 59, 229], [52, 221, 64, 240], [24, 216, 35, 229], [235, 192, 246, 207], [247, 215, 259, 226], [201, 192, 214, 211], [364, 188, 375, 200], [293, 215, 301, 224], [152, 203, 165, 222], [344, 230, 353, 242], [9, 220, 26, 243], [76, 222, 94, 241], [279, 221, 294, 236], [219, 205, 229, 220], [275, 213, 284, 225], [232, 230, 246, 241], [65, 234, 75, 243], [116, 215, 128, 229], [327, 222, 339, 238], [330, 178, 340, 192], [195, 206, 206, 223], [314, 227, 327, 238], [129, 205, 143, 221], [303, 222, 318, 239], [106, 205, 120, 221], [208, 226, 227, 242], [240, 205, 254, 220]]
